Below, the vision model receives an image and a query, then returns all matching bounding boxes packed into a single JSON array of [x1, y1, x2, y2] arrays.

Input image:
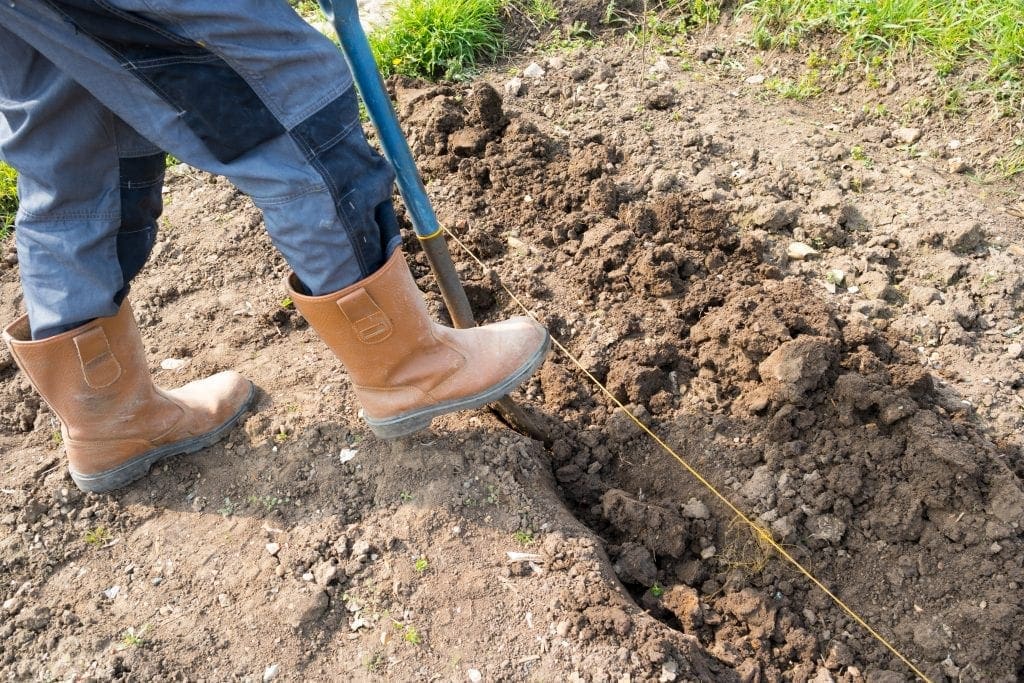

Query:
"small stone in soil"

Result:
[[892, 127, 922, 144], [160, 358, 189, 371], [681, 497, 710, 519], [823, 643, 856, 671], [945, 221, 985, 253], [504, 77, 523, 97], [644, 90, 675, 110], [787, 242, 819, 261], [749, 201, 799, 231], [613, 542, 658, 586], [523, 62, 545, 79], [947, 157, 968, 174], [651, 169, 677, 193], [856, 270, 894, 300], [313, 560, 339, 586], [908, 286, 941, 308]]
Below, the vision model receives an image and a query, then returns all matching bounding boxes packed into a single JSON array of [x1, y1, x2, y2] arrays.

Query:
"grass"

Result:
[[990, 139, 1024, 180], [524, 0, 559, 24], [513, 529, 534, 546], [84, 526, 112, 546], [850, 145, 873, 165], [120, 626, 147, 648], [0, 162, 17, 241], [246, 494, 284, 513], [359, 0, 1023, 117], [289, 0, 323, 21], [617, 0, 725, 51], [508, 0, 559, 26], [765, 69, 822, 99], [403, 625, 422, 644], [393, 619, 423, 644], [413, 556, 429, 573], [540, 22, 601, 54], [364, 650, 386, 672], [370, 0, 505, 80], [740, 0, 1024, 113]]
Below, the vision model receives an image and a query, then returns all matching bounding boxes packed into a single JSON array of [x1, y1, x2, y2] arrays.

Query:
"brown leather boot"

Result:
[[2, 301, 255, 493], [287, 248, 549, 438]]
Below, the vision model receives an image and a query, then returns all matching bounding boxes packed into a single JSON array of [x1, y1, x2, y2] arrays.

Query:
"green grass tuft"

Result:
[[508, 0, 559, 26], [84, 526, 112, 546], [289, 0, 324, 21], [0, 162, 17, 241], [524, 0, 559, 24], [741, 0, 1024, 112], [990, 139, 1024, 180], [765, 69, 822, 99], [370, 0, 505, 80]]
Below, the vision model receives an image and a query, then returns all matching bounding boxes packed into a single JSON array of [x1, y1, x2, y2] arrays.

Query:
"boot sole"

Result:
[[69, 382, 257, 494], [365, 332, 552, 439]]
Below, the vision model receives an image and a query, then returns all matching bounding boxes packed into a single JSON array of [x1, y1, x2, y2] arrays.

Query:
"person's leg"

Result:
[[0, 24, 254, 493], [0, 29, 165, 339], [0, 0, 399, 305]]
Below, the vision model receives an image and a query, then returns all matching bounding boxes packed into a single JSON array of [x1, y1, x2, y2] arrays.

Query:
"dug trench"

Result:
[[1, 38, 1023, 683]]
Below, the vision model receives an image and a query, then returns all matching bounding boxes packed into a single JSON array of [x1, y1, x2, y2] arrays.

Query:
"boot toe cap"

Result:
[[169, 371, 255, 424], [498, 316, 550, 359]]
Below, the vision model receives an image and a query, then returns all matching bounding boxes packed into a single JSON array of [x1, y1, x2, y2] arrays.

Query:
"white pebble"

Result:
[[160, 358, 189, 371], [523, 62, 545, 79], [787, 242, 819, 261], [504, 77, 523, 97]]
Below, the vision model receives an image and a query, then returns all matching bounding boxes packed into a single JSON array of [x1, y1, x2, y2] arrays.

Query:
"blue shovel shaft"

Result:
[[319, 0, 441, 241], [319, 0, 480, 330]]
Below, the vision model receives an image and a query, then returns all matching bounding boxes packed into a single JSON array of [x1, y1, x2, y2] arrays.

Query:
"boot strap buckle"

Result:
[[73, 327, 123, 388], [337, 289, 393, 344]]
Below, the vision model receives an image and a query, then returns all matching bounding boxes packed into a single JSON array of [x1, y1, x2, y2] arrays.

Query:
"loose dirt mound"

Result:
[[387, 51, 1024, 679], [2, 30, 1023, 683]]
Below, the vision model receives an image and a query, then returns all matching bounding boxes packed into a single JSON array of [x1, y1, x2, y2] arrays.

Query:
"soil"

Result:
[[2, 7, 1023, 683]]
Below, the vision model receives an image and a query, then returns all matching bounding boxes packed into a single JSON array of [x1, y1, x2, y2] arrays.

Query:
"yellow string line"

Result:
[[441, 225, 933, 683]]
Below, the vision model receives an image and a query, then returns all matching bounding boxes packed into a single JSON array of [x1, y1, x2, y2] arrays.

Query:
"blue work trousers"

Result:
[[0, 0, 401, 339]]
